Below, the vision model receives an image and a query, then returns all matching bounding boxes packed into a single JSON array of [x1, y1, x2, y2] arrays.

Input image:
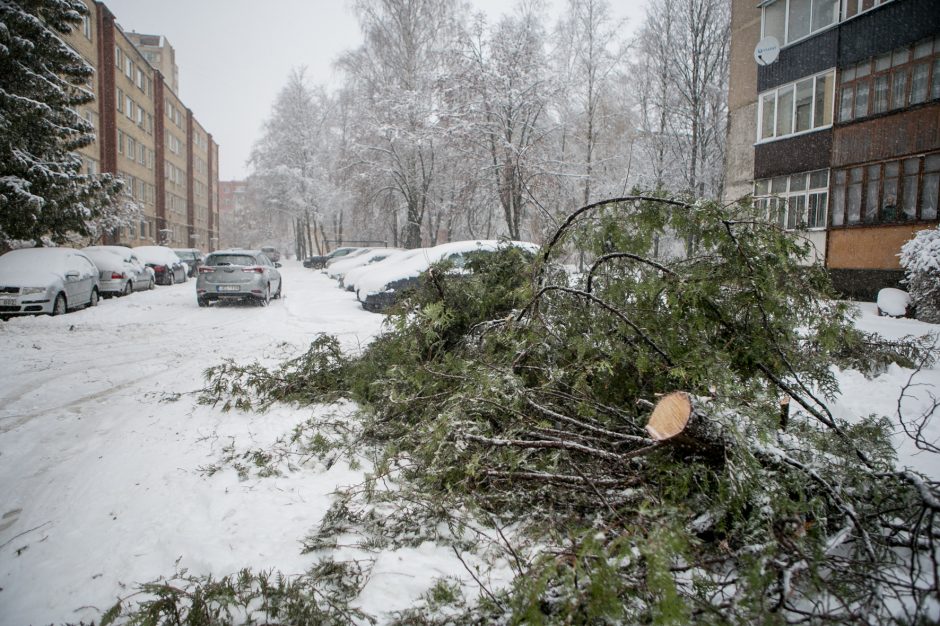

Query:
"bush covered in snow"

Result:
[[900, 225, 940, 323]]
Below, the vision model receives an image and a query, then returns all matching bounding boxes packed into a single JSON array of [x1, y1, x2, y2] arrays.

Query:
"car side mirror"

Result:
[[65, 270, 80, 280], [275, 262, 282, 268]]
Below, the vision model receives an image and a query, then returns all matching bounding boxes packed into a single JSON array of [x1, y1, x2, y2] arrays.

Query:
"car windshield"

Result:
[[207, 254, 256, 266]]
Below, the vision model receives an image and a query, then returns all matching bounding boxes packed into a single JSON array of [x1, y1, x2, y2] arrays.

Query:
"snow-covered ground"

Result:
[[0, 263, 937, 624]]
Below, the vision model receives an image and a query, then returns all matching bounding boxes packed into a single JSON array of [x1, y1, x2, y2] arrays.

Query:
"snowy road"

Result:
[[0, 262, 391, 624]]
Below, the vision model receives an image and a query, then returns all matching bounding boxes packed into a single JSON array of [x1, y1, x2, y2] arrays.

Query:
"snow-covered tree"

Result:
[[248, 68, 336, 255], [630, 0, 729, 197], [463, 3, 553, 241], [0, 0, 123, 247], [900, 225, 940, 323], [338, 0, 464, 249]]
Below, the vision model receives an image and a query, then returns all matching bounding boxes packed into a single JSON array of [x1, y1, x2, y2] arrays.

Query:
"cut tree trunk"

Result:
[[645, 391, 725, 457]]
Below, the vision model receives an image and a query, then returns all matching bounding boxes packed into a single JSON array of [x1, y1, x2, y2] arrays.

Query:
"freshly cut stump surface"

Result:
[[646, 391, 693, 442]]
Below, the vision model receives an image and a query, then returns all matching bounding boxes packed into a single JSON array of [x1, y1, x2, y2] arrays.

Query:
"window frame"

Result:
[[756, 69, 836, 143], [829, 151, 940, 227], [761, 0, 839, 48], [753, 169, 830, 231]]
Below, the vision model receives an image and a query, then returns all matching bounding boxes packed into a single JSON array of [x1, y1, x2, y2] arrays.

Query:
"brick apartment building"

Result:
[[65, 0, 221, 252], [725, 0, 940, 299]]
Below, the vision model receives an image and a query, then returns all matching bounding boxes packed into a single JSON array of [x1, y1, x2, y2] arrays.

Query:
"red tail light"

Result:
[[154, 265, 166, 272], [110, 272, 125, 280], [198, 266, 214, 274], [241, 266, 264, 274]]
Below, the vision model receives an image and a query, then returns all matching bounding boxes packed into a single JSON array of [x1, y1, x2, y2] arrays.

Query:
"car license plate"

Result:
[[0, 298, 16, 306], [218, 285, 240, 292]]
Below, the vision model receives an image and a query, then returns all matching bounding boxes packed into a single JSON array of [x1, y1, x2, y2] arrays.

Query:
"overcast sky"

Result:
[[103, 0, 646, 181]]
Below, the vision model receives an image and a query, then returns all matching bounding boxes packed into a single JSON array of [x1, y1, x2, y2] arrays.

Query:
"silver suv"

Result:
[[196, 249, 282, 307]]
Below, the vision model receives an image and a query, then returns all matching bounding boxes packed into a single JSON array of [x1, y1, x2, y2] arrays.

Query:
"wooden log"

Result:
[[645, 391, 725, 456]]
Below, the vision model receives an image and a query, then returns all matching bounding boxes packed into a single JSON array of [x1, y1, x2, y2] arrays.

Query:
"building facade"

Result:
[[64, 1, 220, 251], [725, 0, 940, 298]]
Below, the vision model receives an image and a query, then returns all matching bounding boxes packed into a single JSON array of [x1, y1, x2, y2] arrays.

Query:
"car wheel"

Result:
[[148, 278, 155, 290], [197, 296, 209, 308], [167, 272, 175, 286], [51, 293, 67, 316], [259, 285, 270, 307], [123, 281, 133, 296], [89, 288, 99, 308], [274, 280, 282, 299]]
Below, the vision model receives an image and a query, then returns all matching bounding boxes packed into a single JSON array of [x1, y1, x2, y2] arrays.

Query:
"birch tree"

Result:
[[464, 3, 552, 241]]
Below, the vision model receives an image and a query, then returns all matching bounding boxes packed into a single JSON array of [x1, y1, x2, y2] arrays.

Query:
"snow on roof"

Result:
[[0, 247, 84, 286], [133, 246, 182, 265], [327, 248, 402, 280], [82, 248, 131, 272], [353, 240, 538, 297]]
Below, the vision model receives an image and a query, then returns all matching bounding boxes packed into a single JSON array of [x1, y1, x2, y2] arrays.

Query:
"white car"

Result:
[[83, 246, 155, 296], [327, 248, 403, 284], [0, 247, 100, 317]]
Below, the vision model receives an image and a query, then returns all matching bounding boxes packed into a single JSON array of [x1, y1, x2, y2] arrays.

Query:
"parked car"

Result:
[[172, 248, 205, 277], [0, 247, 100, 317], [83, 246, 155, 296], [133, 246, 188, 285], [329, 248, 404, 286], [196, 249, 282, 307], [355, 240, 538, 313], [303, 247, 359, 269], [260, 246, 281, 263]]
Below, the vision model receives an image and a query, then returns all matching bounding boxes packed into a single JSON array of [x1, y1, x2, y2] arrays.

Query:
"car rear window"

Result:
[[206, 254, 256, 266]]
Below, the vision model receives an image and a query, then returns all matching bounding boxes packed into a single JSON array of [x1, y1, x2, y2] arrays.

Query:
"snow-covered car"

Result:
[[303, 247, 360, 269], [355, 240, 539, 313], [0, 247, 100, 318], [327, 248, 403, 284], [172, 248, 204, 278], [83, 246, 155, 296], [260, 246, 280, 263], [342, 249, 420, 293], [133, 246, 188, 285], [196, 249, 283, 307]]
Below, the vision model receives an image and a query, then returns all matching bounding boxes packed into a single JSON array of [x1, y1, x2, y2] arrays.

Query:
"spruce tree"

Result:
[[0, 0, 122, 246]]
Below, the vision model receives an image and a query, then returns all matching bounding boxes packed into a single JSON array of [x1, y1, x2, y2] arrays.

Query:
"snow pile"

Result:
[[876, 288, 910, 317]]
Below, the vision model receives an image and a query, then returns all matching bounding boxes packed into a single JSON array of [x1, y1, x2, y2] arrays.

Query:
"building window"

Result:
[[117, 129, 124, 155], [757, 70, 835, 142], [116, 87, 124, 113], [115, 46, 122, 69], [762, 0, 838, 47], [125, 57, 133, 79], [838, 36, 940, 122], [82, 15, 92, 40], [753, 170, 829, 230], [830, 152, 940, 226], [842, 0, 895, 20]]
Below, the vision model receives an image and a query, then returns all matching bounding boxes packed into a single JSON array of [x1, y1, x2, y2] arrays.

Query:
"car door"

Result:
[[261, 253, 280, 292], [127, 254, 147, 288], [67, 253, 95, 304]]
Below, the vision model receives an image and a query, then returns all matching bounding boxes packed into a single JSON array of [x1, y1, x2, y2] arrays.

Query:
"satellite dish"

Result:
[[754, 36, 780, 66]]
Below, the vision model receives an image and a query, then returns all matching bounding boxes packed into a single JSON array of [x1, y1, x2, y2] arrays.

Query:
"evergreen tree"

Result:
[[0, 0, 122, 246]]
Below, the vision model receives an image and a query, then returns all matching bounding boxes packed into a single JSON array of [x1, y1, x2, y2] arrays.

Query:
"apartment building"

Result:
[[64, 0, 220, 251], [725, 0, 940, 299], [126, 32, 179, 94]]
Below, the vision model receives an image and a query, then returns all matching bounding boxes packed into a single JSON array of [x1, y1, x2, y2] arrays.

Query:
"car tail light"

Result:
[[241, 266, 264, 274], [198, 266, 214, 274], [110, 272, 125, 280], [154, 265, 166, 272]]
